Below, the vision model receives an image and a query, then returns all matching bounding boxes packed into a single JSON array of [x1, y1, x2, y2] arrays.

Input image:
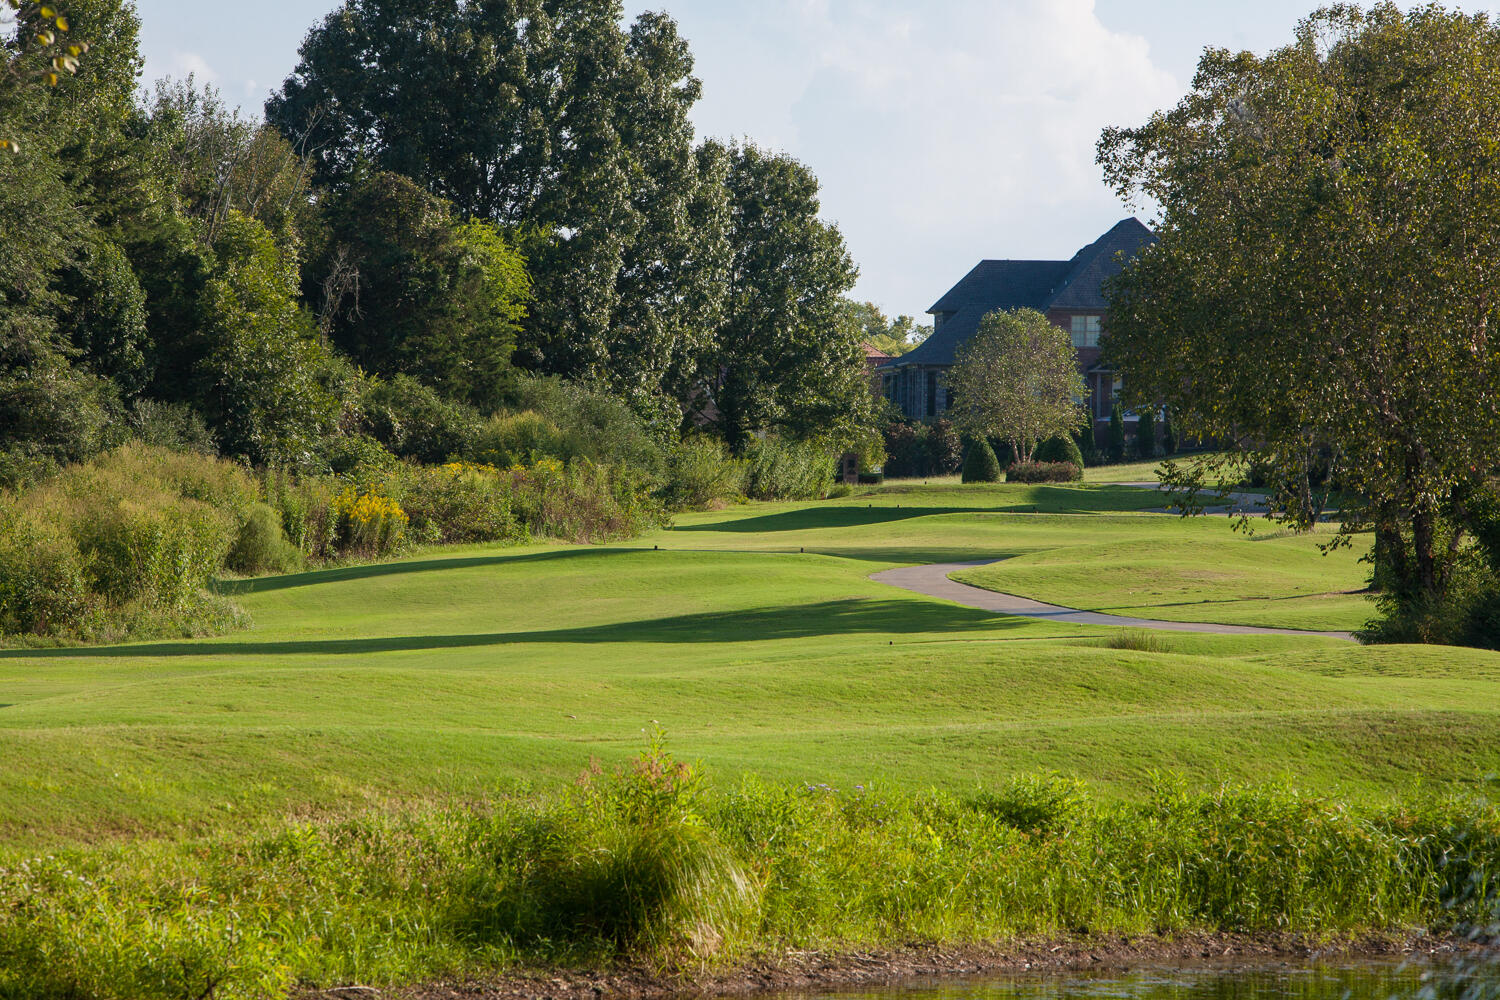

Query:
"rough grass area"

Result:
[[1, 482, 1497, 852], [1, 746, 1496, 1000]]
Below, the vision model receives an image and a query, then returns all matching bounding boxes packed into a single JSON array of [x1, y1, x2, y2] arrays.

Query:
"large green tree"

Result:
[[266, 0, 729, 428], [946, 308, 1087, 464], [1098, 4, 1500, 635], [701, 142, 871, 453], [304, 170, 530, 410]]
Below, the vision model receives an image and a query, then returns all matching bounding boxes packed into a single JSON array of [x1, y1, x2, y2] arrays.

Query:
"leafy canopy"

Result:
[[946, 308, 1087, 464], [1099, 3, 1500, 617]]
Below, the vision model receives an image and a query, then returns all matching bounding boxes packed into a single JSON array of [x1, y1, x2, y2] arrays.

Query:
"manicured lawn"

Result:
[[1, 481, 1496, 853]]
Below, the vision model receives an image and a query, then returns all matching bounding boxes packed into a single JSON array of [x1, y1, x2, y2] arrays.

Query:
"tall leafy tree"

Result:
[[266, 0, 729, 427], [701, 142, 868, 453], [1099, 4, 1500, 630], [945, 308, 1087, 464], [305, 170, 530, 410]]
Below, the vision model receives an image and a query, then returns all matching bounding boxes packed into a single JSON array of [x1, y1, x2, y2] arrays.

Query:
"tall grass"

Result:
[[0, 755, 1495, 1000]]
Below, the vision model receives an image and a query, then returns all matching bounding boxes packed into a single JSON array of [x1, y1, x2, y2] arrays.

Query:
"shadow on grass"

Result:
[[0, 599, 1031, 659], [215, 547, 638, 595], [674, 506, 993, 534]]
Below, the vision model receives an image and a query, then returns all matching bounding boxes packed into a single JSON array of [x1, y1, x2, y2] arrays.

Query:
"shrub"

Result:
[[391, 463, 526, 545], [265, 469, 339, 561], [743, 438, 832, 501], [664, 437, 744, 511], [961, 440, 1002, 483], [926, 419, 963, 475], [1108, 403, 1127, 463], [70, 494, 235, 608], [504, 376, 666, 475], [0, 506, 94, 637], [1033, 435, 1085, 470], [1006, 460, 1083, 483], [361, 375, 483, 464], [1137, 408, 1158, 459], [332, 488, 408, 558], [969, 774, 1087, 835], [318, 434, 400, 488], [484, 736, 760, 961], [225, 503, 303, 576], [124, 399, 217, 455], [469, 411, 573, 469], [507, 459, 667, 543], [1162, 408, 1178, 456]]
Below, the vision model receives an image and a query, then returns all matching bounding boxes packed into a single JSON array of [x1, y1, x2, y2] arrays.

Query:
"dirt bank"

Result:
[[352, 932, 1483, 1000]]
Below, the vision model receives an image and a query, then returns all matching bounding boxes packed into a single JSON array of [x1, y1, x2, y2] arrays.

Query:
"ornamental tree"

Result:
[[1099, 4, 1500, 626], [947, 308, 1087, 464]]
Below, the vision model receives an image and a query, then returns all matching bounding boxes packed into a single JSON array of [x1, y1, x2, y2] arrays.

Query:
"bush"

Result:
[[664, 437, 744, 511], [332, 487, 408, 558], [264, 469, 339, 561], [318, 434, 400, 488], [0, 445, 259, 640], [124, 399, 217, 455], [1006, 460, 1083, 483], [743, 438, 832, 501], [225, 503, 303, 576], [1033, 435, 1085, 470], [389, 463, 526, 545], [503, 376, 666, 475], [1137, 408, 1158, 459], [0, 506, 94, 637], [70, 494, 235, 609], [507, 459, 667, 543], [469, 411, 574, 469], [361, 375, 482, 464], [961, 440, 1002, 483], [1108, 403, 1127, 463], [1162, 408, 1178, 456], [879, 418, 963, 479], [968, 774, 1087, 835]]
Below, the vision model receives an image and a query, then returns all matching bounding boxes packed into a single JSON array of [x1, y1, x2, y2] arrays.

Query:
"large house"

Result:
[[882, 218, 1154, 437]]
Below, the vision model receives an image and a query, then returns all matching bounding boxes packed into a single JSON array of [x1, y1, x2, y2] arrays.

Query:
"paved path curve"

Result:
[[870, 560, 1356, 641]]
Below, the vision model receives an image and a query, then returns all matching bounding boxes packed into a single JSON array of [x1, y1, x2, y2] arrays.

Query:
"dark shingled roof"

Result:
[[888, 217, 1154, 368], [1047, 217, 1156, 310]]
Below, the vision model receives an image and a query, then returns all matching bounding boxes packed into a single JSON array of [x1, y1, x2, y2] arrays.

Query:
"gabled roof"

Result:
[[1046, 217, 1155, 311], [889, 218, 1154, 368], [899, 260, 1072, 366]]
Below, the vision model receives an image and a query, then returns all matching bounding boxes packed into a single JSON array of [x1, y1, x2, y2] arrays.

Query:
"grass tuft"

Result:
[[1102, 629, 1172, 653]]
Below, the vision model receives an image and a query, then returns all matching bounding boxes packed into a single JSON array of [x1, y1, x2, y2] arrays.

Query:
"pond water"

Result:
[[777, 957, 1500, 1000]]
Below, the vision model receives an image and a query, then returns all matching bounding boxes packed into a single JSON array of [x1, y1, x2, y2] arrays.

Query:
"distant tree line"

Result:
[[0, 0, 879, 488]]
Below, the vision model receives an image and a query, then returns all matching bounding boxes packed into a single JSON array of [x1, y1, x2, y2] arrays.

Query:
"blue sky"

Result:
[[134, 1, 1500, 320]]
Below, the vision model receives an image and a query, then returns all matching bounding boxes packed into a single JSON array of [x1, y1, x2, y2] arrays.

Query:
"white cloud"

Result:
[[665, 0, 1180, 313], [168, 50, 219, 84]]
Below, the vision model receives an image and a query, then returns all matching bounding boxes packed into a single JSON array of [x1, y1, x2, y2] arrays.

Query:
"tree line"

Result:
[[0, 0, 879, 488]]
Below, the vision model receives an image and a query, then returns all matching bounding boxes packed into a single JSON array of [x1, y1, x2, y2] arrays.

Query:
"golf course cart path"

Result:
[[871, 560, 1357, 640]]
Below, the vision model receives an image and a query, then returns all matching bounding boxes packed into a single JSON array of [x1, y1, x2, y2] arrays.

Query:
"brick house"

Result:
[[881, 218, 1154, 439]]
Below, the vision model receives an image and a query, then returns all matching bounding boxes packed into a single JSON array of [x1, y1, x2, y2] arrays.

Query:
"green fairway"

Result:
[[2, 482, 1497, 853]]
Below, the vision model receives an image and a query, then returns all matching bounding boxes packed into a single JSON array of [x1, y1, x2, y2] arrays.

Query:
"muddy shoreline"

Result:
[[363, 932, 1486, 1000]]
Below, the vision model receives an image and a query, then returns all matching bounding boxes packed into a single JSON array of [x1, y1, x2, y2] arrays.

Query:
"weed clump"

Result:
[[1102, 630, 1171, 653]]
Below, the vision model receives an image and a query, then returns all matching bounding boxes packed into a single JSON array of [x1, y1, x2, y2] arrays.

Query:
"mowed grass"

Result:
[[1, 482, 1498, 852]]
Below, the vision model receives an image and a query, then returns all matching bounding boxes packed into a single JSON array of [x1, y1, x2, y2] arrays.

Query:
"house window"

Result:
[[1070, 314, 1102, 348], [925, 371, 937, 417]]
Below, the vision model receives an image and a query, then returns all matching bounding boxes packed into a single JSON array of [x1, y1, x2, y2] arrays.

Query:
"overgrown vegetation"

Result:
[[0, 743, 1494, 1000], [0, 0, 874, 645]]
